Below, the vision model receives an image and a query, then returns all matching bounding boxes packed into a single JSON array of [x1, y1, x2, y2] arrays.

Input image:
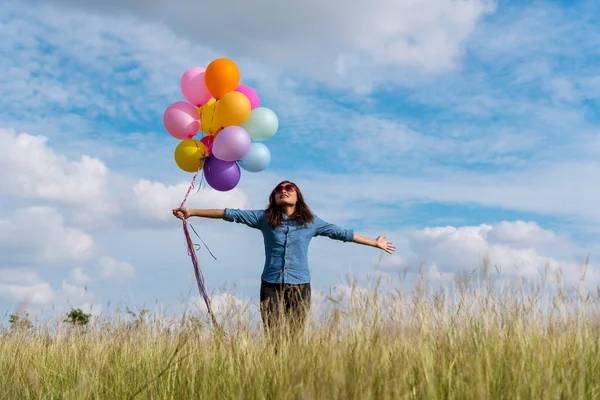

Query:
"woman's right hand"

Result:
[[172, 207, 191, 220]]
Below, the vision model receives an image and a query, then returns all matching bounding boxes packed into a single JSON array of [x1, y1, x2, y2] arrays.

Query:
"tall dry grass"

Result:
[[2, 262, 600, 399]]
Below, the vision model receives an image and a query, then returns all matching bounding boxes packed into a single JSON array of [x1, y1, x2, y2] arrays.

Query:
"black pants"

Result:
[[260, 280, 311, 338]]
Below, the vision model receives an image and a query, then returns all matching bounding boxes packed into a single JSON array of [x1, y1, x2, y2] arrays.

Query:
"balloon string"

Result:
[[183, 220, 220, 330], [210, 100, 218, 136], [189, 222, 217, 260], [198, 106, 206, 135], [194, 150, 208, 194], [179, 167, 200, 208], [180, 164, 221, 332]]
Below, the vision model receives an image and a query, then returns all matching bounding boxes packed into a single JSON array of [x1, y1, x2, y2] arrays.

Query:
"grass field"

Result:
[[2, 264, 600, 399]]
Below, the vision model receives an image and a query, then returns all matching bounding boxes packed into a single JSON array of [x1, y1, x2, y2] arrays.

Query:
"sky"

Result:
[[1, 0, 599, 325]]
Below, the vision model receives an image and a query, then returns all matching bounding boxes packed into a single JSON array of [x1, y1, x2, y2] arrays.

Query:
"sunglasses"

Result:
[[274, 184, 296, 193]]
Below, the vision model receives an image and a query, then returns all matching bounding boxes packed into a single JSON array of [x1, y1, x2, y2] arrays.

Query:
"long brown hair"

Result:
[[265, 180, 314, 229]]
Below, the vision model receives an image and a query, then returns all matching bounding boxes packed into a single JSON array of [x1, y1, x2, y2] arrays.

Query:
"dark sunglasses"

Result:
[[274, 184, 296, 193]]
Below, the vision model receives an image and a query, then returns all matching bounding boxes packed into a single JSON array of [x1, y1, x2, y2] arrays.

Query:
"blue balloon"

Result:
[[238, 143, 271, 172]]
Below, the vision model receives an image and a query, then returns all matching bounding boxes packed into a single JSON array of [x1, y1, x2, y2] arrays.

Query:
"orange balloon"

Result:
[[204, 58, 240, 99], [215, 91, 251, 127]]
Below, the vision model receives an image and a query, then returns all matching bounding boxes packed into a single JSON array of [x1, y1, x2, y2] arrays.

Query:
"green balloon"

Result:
[[242, 107, 279, 141]]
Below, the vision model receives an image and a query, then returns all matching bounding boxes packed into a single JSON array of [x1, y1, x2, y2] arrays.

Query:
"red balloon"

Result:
[[200, 135, 215, 156]]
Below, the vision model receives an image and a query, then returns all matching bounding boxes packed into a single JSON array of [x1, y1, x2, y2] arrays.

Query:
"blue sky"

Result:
[[1, 0, 599, 323]]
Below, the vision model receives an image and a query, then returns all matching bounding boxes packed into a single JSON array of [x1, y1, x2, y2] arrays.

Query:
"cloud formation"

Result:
[[406, 221, 595, 286], [0, 206, 94, 267], [2, 0, 600, 320], [0, 129, 109, 208], [31, 0, 495, 84]]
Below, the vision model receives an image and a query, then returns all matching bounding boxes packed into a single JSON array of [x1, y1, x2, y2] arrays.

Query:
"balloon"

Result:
[[238, 143, 271, 173], [174, 139, 208, 173], [200, 135, 215, 156], [180, 67, 212, 106], [204, 58, 240, 99], [241, 107, 279, 142], [204, 156, 241, 191], [197, 99, 222, 136], [235, 85, 260, 110], [212, 126, 251, 162], [163, 102, 200, 140], [215, 91, 251, 127]]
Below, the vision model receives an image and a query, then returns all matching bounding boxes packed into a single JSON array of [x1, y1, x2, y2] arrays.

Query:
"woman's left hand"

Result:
[[375, 235, 396, 254]]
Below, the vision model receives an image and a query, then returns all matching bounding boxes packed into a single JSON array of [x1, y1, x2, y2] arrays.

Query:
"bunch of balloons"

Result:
[[163, 58, 279, 191]]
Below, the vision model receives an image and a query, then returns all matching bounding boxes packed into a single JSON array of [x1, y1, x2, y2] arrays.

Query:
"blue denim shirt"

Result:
[[223, 208, 354, 284]]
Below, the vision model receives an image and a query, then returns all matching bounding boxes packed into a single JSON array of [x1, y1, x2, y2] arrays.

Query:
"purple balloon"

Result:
[[212, 126, 251, 162], [204, 156, 241, 191]]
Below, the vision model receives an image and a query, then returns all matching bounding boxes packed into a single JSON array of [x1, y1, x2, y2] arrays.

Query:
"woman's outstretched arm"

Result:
[[172, 207, 264, 229], [314, 215, 396, 254], [352, 233, 396, 255], [172, 207, 224, 219]]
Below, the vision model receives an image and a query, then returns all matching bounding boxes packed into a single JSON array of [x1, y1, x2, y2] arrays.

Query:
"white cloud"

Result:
[[0, 127, 251, 230], [411, 225, 490, 269], [97, 256, 135, 284], [377, 254, 409, 272], [65, 259, 135, 286], [32, 0, 495, 84], [59, 281, 100, 314], [487, 220, 557, 248], [0, 130, 141, 312], [406, 221, 596, 286], [67, 267, 92, 286], [0, 282, 54, 306], [0, 129, 110, 210], [423, 265, 455, 285], [0, 268, 42, 285], [0, 275, 103, 316], [0, 206, 95, 267], [189, 292, 258, 328], [193, 292, 247, 315], [0, 269, 95, 315]]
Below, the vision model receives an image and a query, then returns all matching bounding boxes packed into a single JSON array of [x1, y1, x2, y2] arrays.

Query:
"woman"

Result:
[[172, 181, 395, 336]]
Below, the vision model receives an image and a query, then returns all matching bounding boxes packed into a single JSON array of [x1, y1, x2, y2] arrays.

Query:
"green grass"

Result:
[[2, 265, 600, 399]]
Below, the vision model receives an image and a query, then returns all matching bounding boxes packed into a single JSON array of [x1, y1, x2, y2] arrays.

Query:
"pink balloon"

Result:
[[180, 67, 212, 106], [235, 85, 260, 110], [163, 101, 200, 140]]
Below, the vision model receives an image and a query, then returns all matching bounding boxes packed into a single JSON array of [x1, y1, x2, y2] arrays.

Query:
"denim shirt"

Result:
[[223, 208, 354, 284]]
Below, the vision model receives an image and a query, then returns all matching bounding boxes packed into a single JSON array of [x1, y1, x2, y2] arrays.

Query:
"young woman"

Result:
[[172, 181, 395, 336]]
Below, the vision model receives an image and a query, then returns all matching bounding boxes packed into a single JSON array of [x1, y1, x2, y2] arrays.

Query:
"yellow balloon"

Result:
[[197, 99, 222, 136], [174, 139, 208, 173], [215, 91, 251, 127]]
